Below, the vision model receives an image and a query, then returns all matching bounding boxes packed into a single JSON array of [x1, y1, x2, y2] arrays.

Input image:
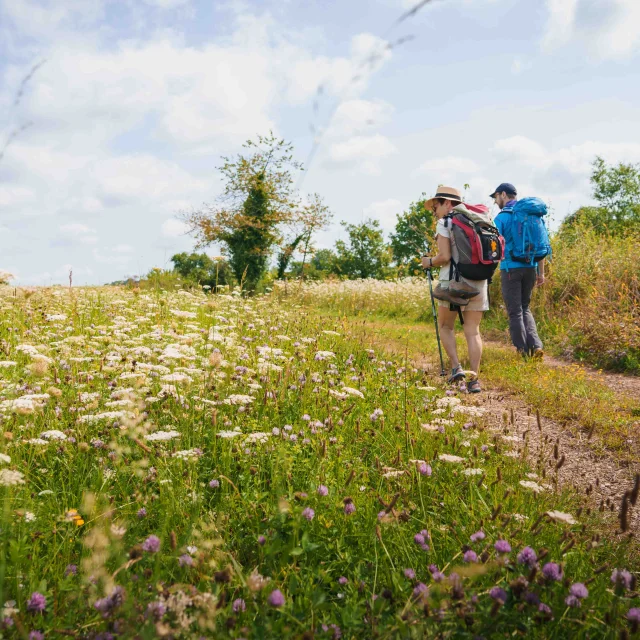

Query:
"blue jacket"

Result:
[[494, 201, 536, 271]]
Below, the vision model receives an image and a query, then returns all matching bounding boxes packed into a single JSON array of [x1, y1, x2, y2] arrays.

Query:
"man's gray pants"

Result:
[[500, 268, 543, 353]]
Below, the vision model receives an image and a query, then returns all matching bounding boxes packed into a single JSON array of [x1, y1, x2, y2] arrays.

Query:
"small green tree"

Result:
[[183, 132, 302, 292], [389, 195, 435, 276], [170, 252, 234, 290], [334, 218, 392, 279], [562, 157, 640, 235], [289, 248, 339, 280], [591, 156, 640, 221]]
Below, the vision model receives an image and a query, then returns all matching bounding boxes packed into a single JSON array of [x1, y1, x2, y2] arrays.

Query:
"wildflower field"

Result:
[[1, 285, 639, 639]]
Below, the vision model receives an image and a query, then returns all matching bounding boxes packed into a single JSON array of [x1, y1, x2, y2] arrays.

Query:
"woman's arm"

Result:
[[421, 234, 451, 268]]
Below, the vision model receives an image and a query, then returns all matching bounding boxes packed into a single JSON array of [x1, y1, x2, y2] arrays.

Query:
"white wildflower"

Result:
[[438, 454, 466, 463], [0, 469, 25, 486], [0, 453, 10, 464], [144, 430, 181, 442], [40, 430, 67, 441], [173, 449, 202, 460], [546, 510, 577, 525], [217, 430, 243, 439], [462, 468, 484, 476], [161, 372, 193, 384], [341, 387, 364, 399], [223, 394, 254, 405], [519, 480, 547, 493]]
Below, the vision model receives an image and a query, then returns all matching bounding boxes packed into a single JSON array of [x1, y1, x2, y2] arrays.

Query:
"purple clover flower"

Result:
[[137, 508, 147, 519], [267, 589, 285, 608], [538, 603, 552, 615], [542, 562, 562, 582], [338, 576, 348, 585], [414, 533, 425, 545], [417, 462, 432, 476], [627, 608, 640, 623], [494, 540, 511, 554], [404, 568, 416, 580], [412, 583, 428, 598], [517, 546, 537, 567], [64, 564, 78, 577], [94, 586, 125, 618], [569, 583, 588, 599], [302, 507, 315, 521], [29, 633, 44, 640], [233, 598, 246, 613], [317, 485, 328, 496], [463, 550, 478, 563], [344, 502, 355, 515], [489, 587, 507, 603], [142, 535, 161, 553], [146, 601, 166, 620], [257, 535, 266, 546], [470, 530, 485, 543], [565, 595, 581, 608], [178, 554, 194, 567], [612, 569, 633, 590], [27, 592, 46, 613], [209, 479, 220, 489]]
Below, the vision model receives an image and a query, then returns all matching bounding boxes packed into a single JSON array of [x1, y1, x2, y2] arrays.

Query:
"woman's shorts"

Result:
[[437, 280, 489, 312]]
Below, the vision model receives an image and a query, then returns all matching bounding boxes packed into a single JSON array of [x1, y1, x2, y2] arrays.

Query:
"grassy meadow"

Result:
[[0, 284, 639, 639]]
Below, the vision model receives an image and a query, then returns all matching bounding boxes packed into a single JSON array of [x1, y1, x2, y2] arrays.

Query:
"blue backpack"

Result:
[[504, 197, 552, 264]]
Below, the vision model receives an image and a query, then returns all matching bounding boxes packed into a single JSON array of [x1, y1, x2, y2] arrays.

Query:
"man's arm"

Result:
[[536, 259, 545, 285]]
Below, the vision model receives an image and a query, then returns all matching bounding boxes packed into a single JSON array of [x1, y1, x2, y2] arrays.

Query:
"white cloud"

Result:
[[162, 218, 191, 238], [489, 136, 640, 219], [328, 99, 394, 139], [59, 223, 95, 236], [363, 198, 403, 233], [541, 0, 579, 51], [327, 134, 398, 175], [92, 248, 133, 265], [112, 244, 134, 253], [541, 0, 640, 59], [412, 156, 480, 180], [142, 0, 191, 8]]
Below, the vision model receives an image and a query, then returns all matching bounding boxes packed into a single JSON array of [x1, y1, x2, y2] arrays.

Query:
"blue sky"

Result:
[[1, 0, 639, 285]]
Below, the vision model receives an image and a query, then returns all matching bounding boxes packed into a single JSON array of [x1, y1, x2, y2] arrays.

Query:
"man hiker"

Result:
[[491, 182, 544, 358], [421, 186, 488, 393]]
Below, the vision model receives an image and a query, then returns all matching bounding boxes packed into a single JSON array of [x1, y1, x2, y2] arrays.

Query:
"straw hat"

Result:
[[424, 186, 462, 210]]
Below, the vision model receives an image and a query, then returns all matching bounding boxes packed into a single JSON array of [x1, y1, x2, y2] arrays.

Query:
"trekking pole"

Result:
[[425, 266, 446, 377]]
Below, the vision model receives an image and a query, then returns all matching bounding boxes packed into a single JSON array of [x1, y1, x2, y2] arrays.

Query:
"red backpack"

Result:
[[443, 204, 505, 282]]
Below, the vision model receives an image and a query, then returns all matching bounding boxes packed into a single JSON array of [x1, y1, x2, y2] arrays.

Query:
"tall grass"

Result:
[[488, 226, 640, 373]]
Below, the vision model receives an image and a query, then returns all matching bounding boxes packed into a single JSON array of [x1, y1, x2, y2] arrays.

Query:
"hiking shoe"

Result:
[[532, 348, 544, 360], [467, 378, 481, 393], [449, 280, 480, 299], [432, 284, 469, 306], [448, 365, 466, 383]]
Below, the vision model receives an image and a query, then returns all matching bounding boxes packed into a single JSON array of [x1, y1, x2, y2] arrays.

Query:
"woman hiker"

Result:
[[421, 186, 489, 393]]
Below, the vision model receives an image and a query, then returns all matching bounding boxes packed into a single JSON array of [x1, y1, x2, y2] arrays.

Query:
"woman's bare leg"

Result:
[[462, 310, 484, 375], [437, 306, 460, 369]]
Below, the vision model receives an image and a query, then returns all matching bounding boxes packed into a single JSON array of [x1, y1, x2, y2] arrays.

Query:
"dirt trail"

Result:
[[413, 353, 640, 534], [483, 336, 640, 400]]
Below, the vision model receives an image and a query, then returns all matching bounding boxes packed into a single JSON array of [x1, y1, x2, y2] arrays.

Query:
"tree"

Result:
[[170, 252, 234, 290], [562, 157, 640, 235], [389, 195, 435, 275], [289, 248, 339, 280], [277, 193, 333, 279], [591, 156, 640, 221], [183, 132, 303, 292], [334, 218, 392, 279]]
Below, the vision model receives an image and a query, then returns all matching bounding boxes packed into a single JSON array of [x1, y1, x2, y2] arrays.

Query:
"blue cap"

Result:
[[489, 183, 517, 198]]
